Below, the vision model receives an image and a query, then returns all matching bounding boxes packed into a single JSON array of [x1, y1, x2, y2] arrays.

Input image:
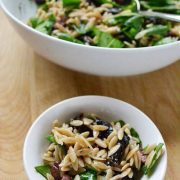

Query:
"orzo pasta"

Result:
[[35, 113, 164, 179], [28, 0, 180, 48]]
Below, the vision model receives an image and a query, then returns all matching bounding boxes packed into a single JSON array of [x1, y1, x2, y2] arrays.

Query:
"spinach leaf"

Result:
[[154, 37, 178, 46], [29, 17, 44, 28], [143, 145, 148, 151], [135, 25, 169, 39], [73, 24, 88, 34], [55, 33, 84, 44], [35, 14, 56, 34], [46, 134, 56, 143], [35, 21, 54, 34], [145, 25, 169, 36], [140, 1, 180, 14], [106, 14, 134, 25], [152, 6, 180, 14], [146, 0, 169, 6], [143, 143, 164, 176], [62, 0, 81, 9], [93, 28, 124, 48], [125, 15, 144, 30], [79, 169, 97, 180], [35, 165, 51, 178], [130, 128, 142, 144], [123, 15, 144, 38], [123, 27, 139, 39]]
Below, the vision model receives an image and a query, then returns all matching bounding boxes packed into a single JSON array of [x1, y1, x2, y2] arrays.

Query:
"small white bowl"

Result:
[[0, 0, 180, 76], [23, 96, 167, 180]]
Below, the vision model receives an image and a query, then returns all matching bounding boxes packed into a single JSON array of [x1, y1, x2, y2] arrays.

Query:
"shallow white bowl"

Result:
[[23, 96, 167, 180], [0, 0, 180, 76]]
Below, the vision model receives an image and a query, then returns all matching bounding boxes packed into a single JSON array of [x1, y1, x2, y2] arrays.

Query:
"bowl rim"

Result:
[[0, 0, 179, 51], [23, 95, 167, 180]]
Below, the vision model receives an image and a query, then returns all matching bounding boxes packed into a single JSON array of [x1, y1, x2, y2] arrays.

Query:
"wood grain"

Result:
[[0, 10, 180, 180]]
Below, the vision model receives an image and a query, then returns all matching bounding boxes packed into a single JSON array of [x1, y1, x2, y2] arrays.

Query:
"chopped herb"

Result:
[[143, 143, 164, 176], [79, 169, 97, 180], [130, 128, 142, 144], [35, 165, 50, 178], [46, 134, 56, 143]]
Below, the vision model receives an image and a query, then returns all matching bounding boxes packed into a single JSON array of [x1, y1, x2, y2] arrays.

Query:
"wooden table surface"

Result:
[[0, 10, 180, 180]]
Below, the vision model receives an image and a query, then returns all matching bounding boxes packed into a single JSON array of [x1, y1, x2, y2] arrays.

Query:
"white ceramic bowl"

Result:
[[0, 0, 180, 76], [23, 96, 167, 180]]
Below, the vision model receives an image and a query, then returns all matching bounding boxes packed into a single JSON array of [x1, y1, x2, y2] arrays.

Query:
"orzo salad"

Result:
[[35, 113, 164, 180], [28, 0, 180, 48]]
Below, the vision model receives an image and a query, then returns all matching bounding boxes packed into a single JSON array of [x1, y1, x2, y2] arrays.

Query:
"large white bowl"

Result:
[[23, 96, 167, 180], [0, 0, 179, 76]]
